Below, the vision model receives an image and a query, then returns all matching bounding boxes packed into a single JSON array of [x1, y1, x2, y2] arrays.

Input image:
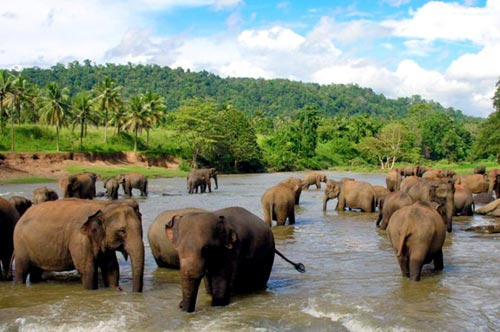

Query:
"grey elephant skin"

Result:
[[14, 198, 144, 292], [453, 186, 474, 216], [165, 207, 275, 312], [457, 174, 488, 194], [279, 177, 304, 205], [376, 191, 413, 230], [186, 168, 218, 194], [261, 184, 296, 226], [385, 170, 402, 192], [118, 173, 148, 196], [387, 201, 446, 281], [32, 186, 59, 204], [59, 172, 97, 199], [0, 197, 20, 280], [302, 172, 327, 190], [323, 179, 376, 212], [148, 207, 206, 268], [104, 177, 119, 200], [8, 196, 32, 216]]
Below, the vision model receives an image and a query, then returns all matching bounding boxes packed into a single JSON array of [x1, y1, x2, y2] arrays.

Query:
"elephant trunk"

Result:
[[213, 175, 218, 190], [181, 275, 202, 312], [125, 237, 145, 292], [322, 195, 329, 211]]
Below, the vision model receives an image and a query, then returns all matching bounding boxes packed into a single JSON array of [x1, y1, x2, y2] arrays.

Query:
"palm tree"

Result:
[[123, 94, 148, 152], [0, 70, 14, 133], [5, 76, 34, 151], [93, 77, 122, 143], [71, 92, 95, 149], [143, 90, 166, 148], [39, 82, 70, 152]]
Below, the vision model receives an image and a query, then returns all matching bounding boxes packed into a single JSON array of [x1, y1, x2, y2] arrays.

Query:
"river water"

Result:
[[0, 172, 499, 332]]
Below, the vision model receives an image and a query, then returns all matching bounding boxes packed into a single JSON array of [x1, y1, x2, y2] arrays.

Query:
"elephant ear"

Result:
[[165, 215, 182, 247], [81, 210, 105, 254], [215, 216, 238, 250]]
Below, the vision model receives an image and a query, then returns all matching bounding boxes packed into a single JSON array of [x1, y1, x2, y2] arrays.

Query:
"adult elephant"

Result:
[[279, 177, 304, 205], [407, 179, 455, 232], [302, 172, 327, 190], [387, 201, 446, 281], [456, 174, 488, 194], [104, 177, 119, 200], [197, 168, 218, 193], [261, 184, 295, 226], [454, 185, 474, 216], [399, 176, 420, 193], [398, 165, 418, 177], [323, 180, 376, 212], [386, 170, 402, 192], [165, 207, 275, 312], [486, 168, 500, 198], [373, 185, 390, 209], [148, 207, 206, 268], [186, 170, 206, 194], [8, 196, 32, 216], [118, 172, 148, 197], [0, 197, 20, 280], [32, 186, 59, 204], [14, 199, 144, 292], [376, 191, 414, 230], [59, 172, 97, 199]]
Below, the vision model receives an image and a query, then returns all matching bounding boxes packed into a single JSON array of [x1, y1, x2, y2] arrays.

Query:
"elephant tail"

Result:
[[396, 222, 412, 258], [274, 248, 306, 273]]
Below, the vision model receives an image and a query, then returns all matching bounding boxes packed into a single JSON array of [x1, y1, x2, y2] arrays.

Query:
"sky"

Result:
[[1, 0, 499, 117]]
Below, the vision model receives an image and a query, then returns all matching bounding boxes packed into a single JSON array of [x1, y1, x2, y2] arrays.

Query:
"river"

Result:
[[0, 172, 499, 332]]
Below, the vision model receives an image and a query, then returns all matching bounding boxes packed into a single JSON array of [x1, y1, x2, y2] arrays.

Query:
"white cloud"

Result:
[[238, 26, 304, 51], [447, 45, 500, 80]]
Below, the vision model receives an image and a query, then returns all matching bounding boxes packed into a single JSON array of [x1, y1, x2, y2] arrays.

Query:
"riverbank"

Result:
[[0, 152, 181, 183]]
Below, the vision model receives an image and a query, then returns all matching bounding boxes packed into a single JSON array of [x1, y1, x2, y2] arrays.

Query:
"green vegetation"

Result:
[[0, 63, 499, 174]]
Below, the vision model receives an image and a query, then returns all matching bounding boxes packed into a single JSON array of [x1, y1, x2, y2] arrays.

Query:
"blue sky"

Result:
[[1, 0, 499, 117]]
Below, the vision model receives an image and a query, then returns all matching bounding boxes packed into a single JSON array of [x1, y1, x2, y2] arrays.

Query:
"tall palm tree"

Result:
[[0, 70, 14, 133], [143, 90, 166, 148], [123, 94, 148, 152], [39, 82, 70, 152], [6, 76, 34, 151], [93, 77, 122, 143], [71, 91, 95, 149]]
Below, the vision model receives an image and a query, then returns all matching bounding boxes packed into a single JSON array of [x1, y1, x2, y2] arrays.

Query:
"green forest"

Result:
[[1, 61, 500, 173]]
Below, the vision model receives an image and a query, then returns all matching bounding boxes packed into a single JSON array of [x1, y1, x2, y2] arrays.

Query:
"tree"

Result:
[[122, 94, 148, 152], [142, 90, 166, 148], [39, 82, 70, 152], [93, 77, 122, 143], [5, 76, 34, 151], [0, 70, 14, 133], [71, 92, 95, 149]]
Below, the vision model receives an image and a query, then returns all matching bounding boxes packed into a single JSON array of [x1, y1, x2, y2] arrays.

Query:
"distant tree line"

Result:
[[0, 62, 498, 173]]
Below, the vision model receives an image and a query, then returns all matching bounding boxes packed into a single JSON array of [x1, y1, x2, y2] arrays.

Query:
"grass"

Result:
[[0, 177, 57, 185], [66, 165, 187, 179]]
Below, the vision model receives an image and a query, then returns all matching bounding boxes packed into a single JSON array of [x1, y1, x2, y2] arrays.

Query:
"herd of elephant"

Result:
[[1, 165, 500, 313]]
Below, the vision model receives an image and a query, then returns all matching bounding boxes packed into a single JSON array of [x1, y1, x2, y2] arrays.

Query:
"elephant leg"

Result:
[[14, 256, 29, 285], [81, 264, 99, 290], [180, 275, 202, 312], [433, 250, 444, 271], [99, 251, 120, 288], [397, 255, 410, 277], [288, 209, 295, 225], [409, 257, 424, 281]]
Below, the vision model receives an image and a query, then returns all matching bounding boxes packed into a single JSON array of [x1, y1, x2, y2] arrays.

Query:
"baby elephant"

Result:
[[387, 201, 446, 281]]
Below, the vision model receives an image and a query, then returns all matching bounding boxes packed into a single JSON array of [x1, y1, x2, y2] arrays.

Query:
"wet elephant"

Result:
[[261, 184, 295, 226], [373, 185, 390, 209], [118, 173, 148, 197], [376, 191, 414, 230], [279, 177, 304, 205], [323, 179, 376, 212], [407, 179, 455, 232], [457, 174, 488, 194], [0, 197, 20, 280], [104, 177, 119, 200], [186, 170, 206, 194], [8, 196, 32, 216], [196, 168, 218, 193], [453, 185, 474, 216], [486, 168, 500, 198], [386, 170, 402, 192], [302, 172, 327, 190], [32, 186, 59, 204], [148, 207, 207, 268], [59, 172, 97, 199], [399, 176, 420, 193], [165, 207, 275, 312], [14, 199, 144, 292], [387, 201, 446, 281]]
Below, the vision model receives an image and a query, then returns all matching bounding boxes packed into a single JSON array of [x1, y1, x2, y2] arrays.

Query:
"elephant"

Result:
[[323, 179, 376, 212], [399, 176, 420, 193], [387, 201, 446, 281], [117, 172, 148, 197], [376, 191, 414, 230], [302, 172, 327, 190], [486, 168, 500, 198], [261, 184, 296, 226], [456, 174, 488, 194], [398, 165, 418, 177], [407, 179, 455, 232], [475, 198, 500, 216], [32, 186, 59, 204], [8, 196, 32, 216], [104, 177, 119, 200], [148, 207, 207, 268], [279, 177, 304, 205], [197, 168, 219, 193], [165, 207, 275, 312], [474, 165, 486, 174], [0, 197, 20, 280], [373, 185, 390, 209], [386, 170, 402, 192], [453, 185, 474, 216], [14, 198, 144, 292], [422, 169, 445, 180], [186, 170, 206, 194], [59, 172, 97, 199]]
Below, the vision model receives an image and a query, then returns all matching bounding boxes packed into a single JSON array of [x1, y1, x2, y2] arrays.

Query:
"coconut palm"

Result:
[[143, 90, 166, 148], [0, 70, 14, 133], [93, 77, 122, 143], [123, 94, 148, 152], [5, 76, 35, 151], [39, 82, 70, 152], [71, 91, 96, 149]]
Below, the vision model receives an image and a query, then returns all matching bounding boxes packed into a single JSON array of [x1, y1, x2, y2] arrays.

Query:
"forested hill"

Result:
[[17, 61, 474, 122]]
